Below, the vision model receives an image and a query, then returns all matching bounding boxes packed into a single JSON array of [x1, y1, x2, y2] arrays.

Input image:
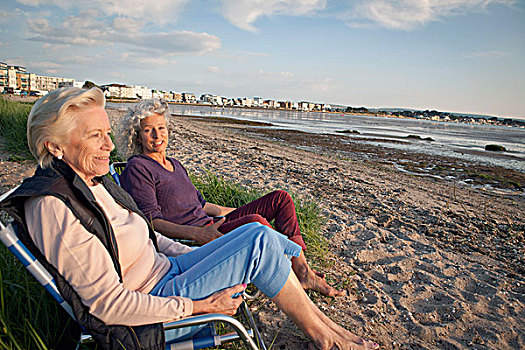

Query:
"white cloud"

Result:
[[16, 0, 189, 24], [258, 70, 295, 80], [110, 71, 126, 78], [219, 0, 327, 31], [116, 31, 221, 54], [120, 52, 173, 67], [50, 53, 105, 66], [27, 60, 61, 68], [342, 0, 516, 30], [27, 13, 108, 46], [16, 0, 73, 9], [464, 50, 509, 59], [111, 17, 144, 33], [238, 51, 269, 57], [207, 66, 220, 73], [301, 77, 333, 92], [16, 0, 43, 6], [26, 11, 221, 55], [99, 0, 190, 24]]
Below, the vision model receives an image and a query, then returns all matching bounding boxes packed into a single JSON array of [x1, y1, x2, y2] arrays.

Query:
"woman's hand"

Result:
[[194, 217, 225, 245], [192, 284, 247, 316], [203, 203, 236, 217]]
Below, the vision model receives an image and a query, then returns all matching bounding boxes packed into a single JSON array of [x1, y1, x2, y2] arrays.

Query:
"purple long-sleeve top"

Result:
[[120, 155, 211, 227]]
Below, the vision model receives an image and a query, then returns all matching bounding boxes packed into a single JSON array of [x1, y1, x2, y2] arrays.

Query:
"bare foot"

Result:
[[299, 269, 346, 297], [313, 269, 325, 279], [292, 252, 345, 297], [309, 338, 379, 350]]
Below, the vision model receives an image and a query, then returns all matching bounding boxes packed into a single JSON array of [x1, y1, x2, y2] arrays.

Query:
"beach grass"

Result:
[[190, 170, 328, 265], [0, 97, 123, 164], [0, 239, 79, 350], [0, 98, 33, 161]]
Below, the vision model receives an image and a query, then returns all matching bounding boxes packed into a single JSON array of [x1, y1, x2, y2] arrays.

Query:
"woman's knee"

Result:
[[271, 189, 290, 199], [242, 222, 280, 245], [270, 190, 293, 205], [253, 224, 289, 251]]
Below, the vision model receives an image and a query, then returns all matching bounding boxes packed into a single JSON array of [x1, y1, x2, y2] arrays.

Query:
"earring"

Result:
[[58, 155, 63, 160]]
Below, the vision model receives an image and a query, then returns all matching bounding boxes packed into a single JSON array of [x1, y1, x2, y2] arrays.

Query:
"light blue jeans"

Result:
[[149, 222, 302, 341]]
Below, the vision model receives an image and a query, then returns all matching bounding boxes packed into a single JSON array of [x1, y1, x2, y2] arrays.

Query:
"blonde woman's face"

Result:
[[61, 106, 114, 185], [139, 113, 169, 156]]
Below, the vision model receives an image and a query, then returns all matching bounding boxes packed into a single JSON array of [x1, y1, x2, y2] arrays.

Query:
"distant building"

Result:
[[182, 92, 196, 103], [133, 85, 152, 99], [0, 63, 35, 92], [278, 101, 291, 109], [0, 62, 8, 91], [241, 98, 254, 107], [299, 101, 310, 111], [200, 94, 224, 105], [171, 92, 183, 102], [58, 81, 84, 89], [101, 83, 135, 99], [264, 100, 279, 108], [152, 90, 166, 99], [34, 74, 74, 92]]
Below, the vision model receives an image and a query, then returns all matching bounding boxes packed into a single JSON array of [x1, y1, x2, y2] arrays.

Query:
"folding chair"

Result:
[[0, 187, 263, 350]]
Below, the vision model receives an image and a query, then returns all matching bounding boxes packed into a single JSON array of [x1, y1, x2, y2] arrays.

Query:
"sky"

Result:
[[1, 0, 524, 119]]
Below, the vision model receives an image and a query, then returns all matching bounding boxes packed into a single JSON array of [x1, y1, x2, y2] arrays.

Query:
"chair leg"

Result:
[[240, 300, 267, 350]]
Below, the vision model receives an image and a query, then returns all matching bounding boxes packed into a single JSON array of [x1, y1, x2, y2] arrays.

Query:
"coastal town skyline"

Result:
[[3, 60, 523, 127], [1, 0, 524, 119]]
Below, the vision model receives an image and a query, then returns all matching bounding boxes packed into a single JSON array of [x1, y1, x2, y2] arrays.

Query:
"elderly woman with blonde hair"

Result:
[[119, 98, 344, 297], [0, 87, 379, 350]]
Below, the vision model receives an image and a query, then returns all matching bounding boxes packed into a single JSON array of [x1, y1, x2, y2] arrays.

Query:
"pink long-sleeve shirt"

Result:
[[24, 183, 194, 326]]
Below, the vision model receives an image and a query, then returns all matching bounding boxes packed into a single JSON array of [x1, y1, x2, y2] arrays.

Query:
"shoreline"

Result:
[[107, 98, 525, 128], [1, 108, 523, 349], [5, 94, 524, 127], [175, 114, 525, 193]]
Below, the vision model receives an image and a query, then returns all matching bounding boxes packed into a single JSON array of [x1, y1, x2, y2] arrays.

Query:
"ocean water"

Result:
[[108, 103, 525, 172]]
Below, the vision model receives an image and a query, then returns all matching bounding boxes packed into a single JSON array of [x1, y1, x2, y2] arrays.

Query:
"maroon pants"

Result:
[[217, 190, 307, 250]]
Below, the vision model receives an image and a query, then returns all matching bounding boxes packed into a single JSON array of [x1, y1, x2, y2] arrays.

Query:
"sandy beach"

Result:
[[1, 108, 523, 349]]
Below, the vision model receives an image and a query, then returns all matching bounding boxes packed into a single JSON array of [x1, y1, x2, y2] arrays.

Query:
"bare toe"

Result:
[[301, 273, 346, 297], [313, 269, 326, 279]]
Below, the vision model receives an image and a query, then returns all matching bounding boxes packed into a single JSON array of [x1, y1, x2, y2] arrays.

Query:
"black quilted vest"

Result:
[[0, 159, 165, 349]]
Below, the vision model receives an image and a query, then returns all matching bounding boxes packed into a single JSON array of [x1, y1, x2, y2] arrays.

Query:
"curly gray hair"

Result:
[[119, 99, 171, 159]]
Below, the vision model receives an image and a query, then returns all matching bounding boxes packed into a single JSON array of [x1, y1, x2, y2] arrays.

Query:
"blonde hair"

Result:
[[27, 87, 105, 168], [120, 99, 170, 159]]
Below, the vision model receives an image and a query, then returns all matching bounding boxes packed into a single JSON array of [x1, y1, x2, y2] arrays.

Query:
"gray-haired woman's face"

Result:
[[139, 113, 169, 156], [61, 106, 114, 185]]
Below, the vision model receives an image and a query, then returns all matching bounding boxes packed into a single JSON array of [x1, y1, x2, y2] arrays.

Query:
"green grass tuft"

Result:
[[0, 239, 79, 349], [0, 98, 33, 160]]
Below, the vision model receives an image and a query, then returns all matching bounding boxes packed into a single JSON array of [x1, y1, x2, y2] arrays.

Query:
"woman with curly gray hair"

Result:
[[121, 98, 171, 158], [119, 99, 345, 298]]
